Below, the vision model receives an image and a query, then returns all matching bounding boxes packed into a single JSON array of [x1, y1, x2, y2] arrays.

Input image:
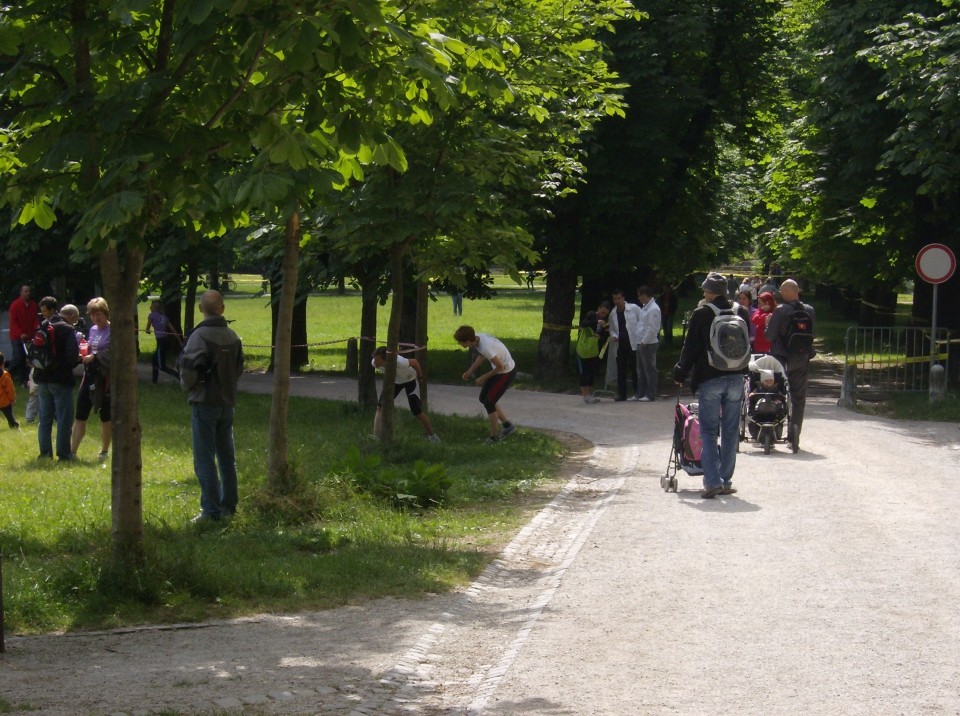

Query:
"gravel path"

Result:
[[2, 364, 959, 716]]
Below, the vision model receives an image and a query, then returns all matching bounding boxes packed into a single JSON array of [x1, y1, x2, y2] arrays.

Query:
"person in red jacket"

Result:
[[751, 292, 777, 354], [8, 284, 39, 387]]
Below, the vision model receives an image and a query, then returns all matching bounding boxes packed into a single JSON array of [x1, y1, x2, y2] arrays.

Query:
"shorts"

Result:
[[378, 379, 422, 416], [76, 381, 110, 422]]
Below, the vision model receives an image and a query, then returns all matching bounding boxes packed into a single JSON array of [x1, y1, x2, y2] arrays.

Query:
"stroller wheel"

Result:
[[762, 431, 773, 455], [669, 477, 678, 492], [661, 474, 668, 490]]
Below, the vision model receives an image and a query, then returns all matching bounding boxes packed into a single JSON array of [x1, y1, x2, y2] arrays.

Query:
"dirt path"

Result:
[[3, 364, 959, 715]]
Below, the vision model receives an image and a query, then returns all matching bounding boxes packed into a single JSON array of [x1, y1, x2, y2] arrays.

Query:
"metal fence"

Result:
[[839, 326, 950, 405]]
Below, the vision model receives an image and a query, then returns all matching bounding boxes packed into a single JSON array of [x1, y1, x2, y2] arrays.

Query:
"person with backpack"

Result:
[[32, 296, 80, 460], [672, 272, 751, 498], [765, 278, 816, 449]]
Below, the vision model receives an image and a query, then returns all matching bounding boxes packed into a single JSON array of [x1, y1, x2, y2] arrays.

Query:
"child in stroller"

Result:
[[740, 354, 795, 454]]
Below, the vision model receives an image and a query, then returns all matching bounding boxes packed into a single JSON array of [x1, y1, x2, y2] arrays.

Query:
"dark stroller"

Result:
[[662, 395, 703, 492], [739, 354, 796, 454]]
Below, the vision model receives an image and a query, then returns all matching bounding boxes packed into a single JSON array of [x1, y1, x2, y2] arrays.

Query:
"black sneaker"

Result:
[[499, 424, 517, 439], [701, 486, 721, 499], [719, 485, 737, 495]]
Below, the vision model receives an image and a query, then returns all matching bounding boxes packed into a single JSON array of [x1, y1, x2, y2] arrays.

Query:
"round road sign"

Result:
[[916, 243, 956, 285]]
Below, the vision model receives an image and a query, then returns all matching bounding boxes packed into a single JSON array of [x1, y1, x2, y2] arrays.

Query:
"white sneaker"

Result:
[[638, 397, 652, 402], [627, 395, 641, 402], [427, 434, 441, 443], [584, 396, 600, 404]]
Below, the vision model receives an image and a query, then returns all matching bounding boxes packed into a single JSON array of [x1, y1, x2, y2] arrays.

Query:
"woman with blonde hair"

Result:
[[71, 297, 112, 461]]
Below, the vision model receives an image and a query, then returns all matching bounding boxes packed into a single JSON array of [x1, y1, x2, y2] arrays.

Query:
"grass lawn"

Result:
[[1, 382, 567, 633]]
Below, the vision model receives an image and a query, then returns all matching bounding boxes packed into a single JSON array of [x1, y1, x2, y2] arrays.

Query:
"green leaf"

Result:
[[337, 116, 363, 155], [0, 25, 22, 56], [187, 0, 214, 24]]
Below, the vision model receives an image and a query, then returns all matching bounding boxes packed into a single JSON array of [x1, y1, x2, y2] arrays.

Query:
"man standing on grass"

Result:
[[455, 325, 518, 443], [8, 284, 39, 388], [179, 290, 244, 523], [33, 296, 80, 461]]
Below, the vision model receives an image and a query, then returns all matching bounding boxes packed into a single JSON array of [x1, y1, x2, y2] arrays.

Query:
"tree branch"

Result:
[[204, 32, 269, 129]]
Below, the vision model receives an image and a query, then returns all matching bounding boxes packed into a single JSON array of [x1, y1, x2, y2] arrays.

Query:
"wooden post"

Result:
[[345, 337, 359, 377], [1, 552, 6, 653]]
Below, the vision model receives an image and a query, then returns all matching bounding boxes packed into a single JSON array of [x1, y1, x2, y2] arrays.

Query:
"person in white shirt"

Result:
[[634, 285, 661, 401], [454, 325, 518, 443], [608, 289, 642, 401], [371, 347, 438, 442]]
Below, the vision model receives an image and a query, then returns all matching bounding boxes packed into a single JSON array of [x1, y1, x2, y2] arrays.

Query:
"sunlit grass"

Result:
[[1, 384, 564, 633]]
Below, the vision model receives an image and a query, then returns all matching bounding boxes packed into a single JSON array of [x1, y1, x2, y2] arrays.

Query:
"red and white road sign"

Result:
[[916, 243, 956, 285]]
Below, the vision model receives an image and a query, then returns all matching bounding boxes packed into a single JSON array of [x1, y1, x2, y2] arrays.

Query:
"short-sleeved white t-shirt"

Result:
[[372, 354, 418, 384], [476, 333, 515, 373]]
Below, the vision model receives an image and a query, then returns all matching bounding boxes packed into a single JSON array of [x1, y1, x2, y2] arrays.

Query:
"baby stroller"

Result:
[[739, 354, 796, 454], [662, 393, 703, 492]]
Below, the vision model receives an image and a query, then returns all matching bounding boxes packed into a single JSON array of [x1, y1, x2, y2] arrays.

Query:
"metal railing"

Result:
[[839, 326, 950, 405]]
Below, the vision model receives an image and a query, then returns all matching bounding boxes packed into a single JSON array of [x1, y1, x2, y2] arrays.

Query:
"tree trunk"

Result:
[[416, 279, 429, 411], [380, 243, 407, 445], [184, 262, 199, 332], [267, 209, 300, 491], [399, 267, 418, 347], [271, 293, 308, 371], [291, 298, 308, 371], [536, 266, 577, 381], [358, 279, 379, 407], [100, 245, 145, 566]]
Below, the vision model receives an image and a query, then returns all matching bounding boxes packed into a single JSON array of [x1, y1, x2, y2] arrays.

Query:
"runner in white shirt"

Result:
[[371, 347, 439, 442], [454, 325, 518, 443]]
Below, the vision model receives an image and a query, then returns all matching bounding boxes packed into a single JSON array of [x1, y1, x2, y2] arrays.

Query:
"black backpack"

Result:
[[784, 304, 814, 356], [28, 320, 58, 370]]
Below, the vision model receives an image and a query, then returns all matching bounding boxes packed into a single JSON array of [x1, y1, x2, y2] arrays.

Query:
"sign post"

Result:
[[915, 243, 956, 401]]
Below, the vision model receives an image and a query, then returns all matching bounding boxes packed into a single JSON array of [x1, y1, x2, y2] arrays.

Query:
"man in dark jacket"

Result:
[[179, 290, 244, 522], [33, 296, 80, 460], [673, 273, 750, 498], [765, 279, 815, 449]]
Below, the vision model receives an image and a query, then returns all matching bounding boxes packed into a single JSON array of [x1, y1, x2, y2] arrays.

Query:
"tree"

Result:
[[0, 0, 497, 561], [759, 0, 960, 330], [536, 0, 783, 378], [319, 0, 636, 430]]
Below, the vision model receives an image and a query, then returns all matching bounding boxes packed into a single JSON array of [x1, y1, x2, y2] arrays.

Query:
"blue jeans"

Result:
[[696, 373, 744, 490], [38, 382, 75, 459], [635, 343, 659, 400], [191, 403, 239, 518]]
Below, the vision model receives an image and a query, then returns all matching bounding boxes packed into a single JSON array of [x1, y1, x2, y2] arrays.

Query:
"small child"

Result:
[[0, 351, 21, 429]]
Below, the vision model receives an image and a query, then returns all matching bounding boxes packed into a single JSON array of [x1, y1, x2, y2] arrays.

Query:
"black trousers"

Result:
[[615, 341, 637, 399]]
